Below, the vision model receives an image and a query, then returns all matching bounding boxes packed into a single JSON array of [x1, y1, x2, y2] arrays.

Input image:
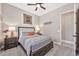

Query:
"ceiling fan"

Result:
[[27, 3, 46, 11]]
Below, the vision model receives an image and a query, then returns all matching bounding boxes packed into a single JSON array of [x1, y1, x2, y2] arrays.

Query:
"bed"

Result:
[[18, 27, 53, 56]]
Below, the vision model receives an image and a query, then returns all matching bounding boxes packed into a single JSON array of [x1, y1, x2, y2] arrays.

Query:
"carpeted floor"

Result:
[[0, 43, 75, 56], [45, 44, 74, 56]]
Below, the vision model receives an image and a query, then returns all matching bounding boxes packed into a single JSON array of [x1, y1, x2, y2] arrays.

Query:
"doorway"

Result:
[[61, 10, 75, 55]]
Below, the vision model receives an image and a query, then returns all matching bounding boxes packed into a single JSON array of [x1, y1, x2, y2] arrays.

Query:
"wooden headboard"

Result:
[[18, 27, 35, 39]]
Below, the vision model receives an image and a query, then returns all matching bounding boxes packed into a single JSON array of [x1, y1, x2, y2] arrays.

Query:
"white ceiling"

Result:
[[9, 3, 67, 16]]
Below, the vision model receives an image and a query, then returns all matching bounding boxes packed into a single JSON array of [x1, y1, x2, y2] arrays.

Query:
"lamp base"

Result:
[[11, 31, 14, 37], [5, 35, 8, 38]]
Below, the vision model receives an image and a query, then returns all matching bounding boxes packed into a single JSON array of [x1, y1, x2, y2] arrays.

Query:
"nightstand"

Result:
[[4, 37, 18, 50], [37, 32, 42, 35]]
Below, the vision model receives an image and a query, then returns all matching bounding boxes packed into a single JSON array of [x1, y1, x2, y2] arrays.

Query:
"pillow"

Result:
[[21, 32, 35, 36], [27, 32, 35, 36], [21, 32, 27, 36]]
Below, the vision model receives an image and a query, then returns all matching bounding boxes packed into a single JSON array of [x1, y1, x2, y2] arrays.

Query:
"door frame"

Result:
[[60, 9, 75, 49]]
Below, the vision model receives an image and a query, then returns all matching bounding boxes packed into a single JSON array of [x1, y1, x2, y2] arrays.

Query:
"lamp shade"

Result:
[[35, 25, 40, 33], [9, 26, 15, 31]]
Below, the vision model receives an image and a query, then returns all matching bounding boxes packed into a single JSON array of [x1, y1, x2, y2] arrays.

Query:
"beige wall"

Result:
[[0, 4, 40, 43], [39, 4, 74, 43], [2, 4, 39, 28], [0, 3, 4, 43], [0, 4, 2, 15]]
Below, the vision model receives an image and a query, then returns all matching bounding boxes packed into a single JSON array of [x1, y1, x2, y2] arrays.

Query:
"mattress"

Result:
[[19, 35, 52, 56]]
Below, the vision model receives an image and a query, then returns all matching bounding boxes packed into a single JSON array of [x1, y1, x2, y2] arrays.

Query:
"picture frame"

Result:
[[23, 14, 32, 24]]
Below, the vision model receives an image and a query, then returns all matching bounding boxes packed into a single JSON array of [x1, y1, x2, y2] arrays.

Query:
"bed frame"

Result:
[[18, 27, 53, 56]]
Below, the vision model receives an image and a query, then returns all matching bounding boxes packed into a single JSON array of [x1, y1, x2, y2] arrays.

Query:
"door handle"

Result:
[[73, 35, 76, 37]]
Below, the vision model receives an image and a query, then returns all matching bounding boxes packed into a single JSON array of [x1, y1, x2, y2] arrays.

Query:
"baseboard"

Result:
[[61, 40, 75, 49], [53, 40, 75, 49], [53, 41, 61, 45], [61, 40, 74, 44]]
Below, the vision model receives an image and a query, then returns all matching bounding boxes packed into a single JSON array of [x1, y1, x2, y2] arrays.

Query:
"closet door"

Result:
[[61, 11, 74, 48], [61, 11, 74, 42]]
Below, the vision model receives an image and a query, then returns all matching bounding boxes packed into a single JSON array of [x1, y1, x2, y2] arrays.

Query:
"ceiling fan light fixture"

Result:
[[36, 4, 40, 8], [27, 3, 46, 11]]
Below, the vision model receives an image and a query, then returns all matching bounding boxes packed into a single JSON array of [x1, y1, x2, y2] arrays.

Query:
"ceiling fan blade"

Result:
[[40, 5, 46, 10], [35, 7, 38, 11], [27, 4, 36, 6], [36, 3, 43, 5]]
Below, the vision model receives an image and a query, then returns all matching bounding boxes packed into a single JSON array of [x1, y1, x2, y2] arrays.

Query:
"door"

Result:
[[61, 11, 74, 44], [76, 8, 79, 53]]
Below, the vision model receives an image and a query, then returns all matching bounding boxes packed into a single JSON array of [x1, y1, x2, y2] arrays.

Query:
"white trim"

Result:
[[74, 4, 76, 56], [61, 40, 74, 44], [53, 41, 61, 45], [60, 11, 62, 45], [61, 42, 74, 49], [60, 9, 74, 15]]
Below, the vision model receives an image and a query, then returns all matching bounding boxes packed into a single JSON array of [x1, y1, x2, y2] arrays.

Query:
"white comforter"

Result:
[[19, 35, 52, 56]]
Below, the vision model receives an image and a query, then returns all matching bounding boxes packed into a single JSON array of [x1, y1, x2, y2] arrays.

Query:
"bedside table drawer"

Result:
[[5, 43, 17, 50], [6, 41, 17, 45], [5, 38, 18, 42]]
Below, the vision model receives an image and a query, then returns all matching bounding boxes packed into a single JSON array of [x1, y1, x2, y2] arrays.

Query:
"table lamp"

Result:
[[35, 25, 40, 33], [9, 26, 15, 37]]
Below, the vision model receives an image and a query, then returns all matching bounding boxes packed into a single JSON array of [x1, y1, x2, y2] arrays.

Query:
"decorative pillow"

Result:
[[21, 32, 35, 36], [27, 32, 35, 36]]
